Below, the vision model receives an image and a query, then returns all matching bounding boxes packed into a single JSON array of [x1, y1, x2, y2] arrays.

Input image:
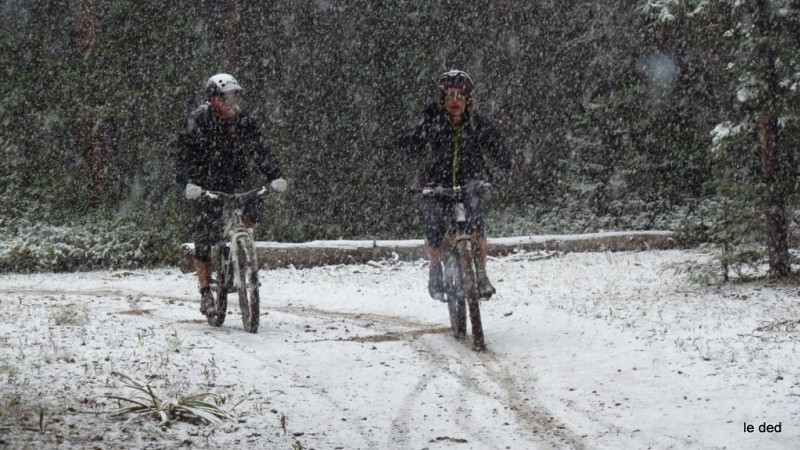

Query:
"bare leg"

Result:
[[195, 259, 213, 314], [194, 259, 212, 291], [242, 216, 256, 229], [425, 244, 444, 300], [476, 235, 489, 271], [425, 244, 443, 268], [475, 235, 495, 298]]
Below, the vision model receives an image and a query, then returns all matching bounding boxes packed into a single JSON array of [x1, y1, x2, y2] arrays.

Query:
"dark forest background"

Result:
[[2, 1, 800, 277]]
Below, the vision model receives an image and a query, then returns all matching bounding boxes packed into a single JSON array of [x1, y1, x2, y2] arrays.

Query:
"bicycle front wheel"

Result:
[[207, 246, 228, 327], [235, 237, 260, 333], [444, 256, 467, 339], [457, 240, 484, 351]]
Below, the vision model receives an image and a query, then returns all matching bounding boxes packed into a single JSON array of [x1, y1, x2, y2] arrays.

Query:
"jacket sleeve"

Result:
[[175, 110, 202, 187], [399, 104, 438, 158], [481, 120, 512, 183], [245, 118, 283, 182]]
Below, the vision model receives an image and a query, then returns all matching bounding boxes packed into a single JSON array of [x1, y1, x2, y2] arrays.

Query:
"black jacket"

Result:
[[176, 104, 282, 193], [400, 103, 511, 187]]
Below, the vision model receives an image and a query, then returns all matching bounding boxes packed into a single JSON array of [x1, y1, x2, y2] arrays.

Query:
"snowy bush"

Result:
[[0, 218, 179, 273], [488, 192, 691, 238]]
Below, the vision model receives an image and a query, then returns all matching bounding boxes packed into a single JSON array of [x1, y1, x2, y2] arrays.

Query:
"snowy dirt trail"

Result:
[[1, 283, 572, 449], [2, 250, 800, 450]]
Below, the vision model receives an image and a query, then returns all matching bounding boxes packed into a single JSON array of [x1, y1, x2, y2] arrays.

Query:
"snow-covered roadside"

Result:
[[1, 249, 798, 449]]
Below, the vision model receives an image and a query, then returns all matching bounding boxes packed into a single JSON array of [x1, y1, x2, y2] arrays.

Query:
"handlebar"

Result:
[[420, 181, 491, 198], [201, 186, 269, 201]]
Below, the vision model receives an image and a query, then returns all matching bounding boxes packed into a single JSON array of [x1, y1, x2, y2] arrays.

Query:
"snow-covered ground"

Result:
[[1, 248, 798, 449]]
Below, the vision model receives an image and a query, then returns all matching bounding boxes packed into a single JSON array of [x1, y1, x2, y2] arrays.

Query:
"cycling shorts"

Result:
[[421, 189, 485, 247], [192, 197, 265, 261]]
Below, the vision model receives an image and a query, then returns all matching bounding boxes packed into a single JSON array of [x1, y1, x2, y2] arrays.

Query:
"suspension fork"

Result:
[[471, 230, 486, 279], [228, 228, 252, 289]]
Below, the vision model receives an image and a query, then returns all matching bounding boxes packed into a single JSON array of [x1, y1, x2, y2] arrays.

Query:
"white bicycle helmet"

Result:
[[438, 69, 474, 94], [205, 73, 243, 97]]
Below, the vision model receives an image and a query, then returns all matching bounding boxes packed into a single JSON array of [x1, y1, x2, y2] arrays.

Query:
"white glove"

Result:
[[270, 178, 288, 193], [185, 183, 203, 200]]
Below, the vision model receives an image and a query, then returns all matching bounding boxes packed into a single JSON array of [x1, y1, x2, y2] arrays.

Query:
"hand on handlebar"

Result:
[[270, 178, 288, 193], [187, 184, 279, 201], [420, 181, 491, 202], [421, 180, 491, 195], [185, 183, 203, 200]]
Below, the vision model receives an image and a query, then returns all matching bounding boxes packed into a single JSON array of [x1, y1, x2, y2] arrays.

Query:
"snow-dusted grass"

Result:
[[0, 249, 798, 449]]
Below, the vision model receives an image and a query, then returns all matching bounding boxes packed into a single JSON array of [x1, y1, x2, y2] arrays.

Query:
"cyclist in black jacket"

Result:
[[176, 73, 287, 314], [401, 69, 511, 301]]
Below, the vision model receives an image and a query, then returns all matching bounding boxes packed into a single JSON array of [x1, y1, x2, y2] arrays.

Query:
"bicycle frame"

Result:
[[422, 181, 488, 350], [422, 181, 487, 250], [219, 203, 257, 291], [201, 186, 267, 332]]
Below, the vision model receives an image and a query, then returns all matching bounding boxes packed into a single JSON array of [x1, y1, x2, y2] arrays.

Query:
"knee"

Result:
[[194, 244, 212, 262], [425, 230, 445, 248]]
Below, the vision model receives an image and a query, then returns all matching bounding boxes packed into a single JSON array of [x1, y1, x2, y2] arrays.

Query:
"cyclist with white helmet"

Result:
[[176, 73, 287, 315], [401, 69, 511, 301]]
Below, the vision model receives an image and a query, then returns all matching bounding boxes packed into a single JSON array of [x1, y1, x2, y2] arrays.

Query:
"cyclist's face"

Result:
[[210, 91, 240, 119], [443, 88, 468, 122]]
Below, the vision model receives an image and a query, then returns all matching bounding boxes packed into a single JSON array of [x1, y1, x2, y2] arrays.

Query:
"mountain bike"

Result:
[[194, 186, 269, 333], [422, 181, 490, 351]]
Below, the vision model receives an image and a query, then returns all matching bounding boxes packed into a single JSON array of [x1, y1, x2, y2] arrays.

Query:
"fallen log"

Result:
[[177, 231, 676, 273]]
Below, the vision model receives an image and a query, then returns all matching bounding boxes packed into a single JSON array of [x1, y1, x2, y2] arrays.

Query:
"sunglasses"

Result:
[[217, 91, 241, 102], [444, 91, 468, 101]]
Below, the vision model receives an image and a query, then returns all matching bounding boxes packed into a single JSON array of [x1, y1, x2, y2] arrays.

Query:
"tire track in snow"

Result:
[[403, 334, 589, 449], [475, 350, 590, 450], [3, 286, 589, 448], [1, 286, 441, 334]]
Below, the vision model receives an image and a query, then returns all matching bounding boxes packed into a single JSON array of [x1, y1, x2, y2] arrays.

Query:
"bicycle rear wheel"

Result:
[[457, 240, 484, 351], [236, 237, 260, 333], [444, 255, 467, 339]]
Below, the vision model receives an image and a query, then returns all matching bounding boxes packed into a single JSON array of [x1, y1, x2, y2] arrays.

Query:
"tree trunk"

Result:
[[753, 0, 791, 278], [78, 118, 109, 207], [74, 0, 109, 208], [758, 117, 791, 277], [74, 0, 97, 57], [222, 1, 236, 71]]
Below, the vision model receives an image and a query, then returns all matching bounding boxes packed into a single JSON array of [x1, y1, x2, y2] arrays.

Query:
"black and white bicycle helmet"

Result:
[[205, 73, 243, 97], [438, 69, 475, 95]]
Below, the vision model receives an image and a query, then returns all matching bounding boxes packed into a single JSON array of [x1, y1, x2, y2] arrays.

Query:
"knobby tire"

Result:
[[237, 237, 260, 333], [457, 240, 485, 351], [445, 257, 467, 340], [207, 247, 228, 327]]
